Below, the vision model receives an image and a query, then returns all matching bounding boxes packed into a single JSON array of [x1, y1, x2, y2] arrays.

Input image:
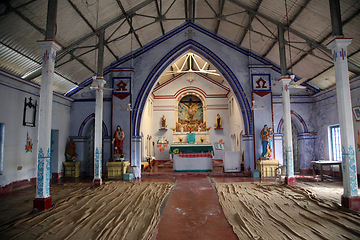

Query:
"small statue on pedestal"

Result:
[[215, 114, 221, 128], [66, 138, 77, 161], [161, 115, 166, 129], [260, 125, 273, 159]]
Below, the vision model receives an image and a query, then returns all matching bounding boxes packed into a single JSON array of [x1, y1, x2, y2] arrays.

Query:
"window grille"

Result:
[[330, 125, 341, 161]]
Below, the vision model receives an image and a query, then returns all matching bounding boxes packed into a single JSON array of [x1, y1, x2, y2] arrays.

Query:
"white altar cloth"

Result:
[[173, 153, 213, 171]]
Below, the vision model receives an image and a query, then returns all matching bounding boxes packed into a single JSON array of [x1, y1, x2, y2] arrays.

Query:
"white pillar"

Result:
[[280, 77, 296, 186], [326, 38, 359, 209], [131, 136, 142, 178], [243, 135, 254, 171], [34, 40, 61, 211], [92, 77, 106, 187]]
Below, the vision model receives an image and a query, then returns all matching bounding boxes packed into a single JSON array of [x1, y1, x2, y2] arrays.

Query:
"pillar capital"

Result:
[[278, 77, 291, 85], [326, 37, 352, 50], [37, 40, 62, 51], [91, 76, 107, 87]]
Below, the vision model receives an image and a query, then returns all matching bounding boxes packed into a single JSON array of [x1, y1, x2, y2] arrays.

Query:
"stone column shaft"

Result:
[[280, 77, 296, 185], [131, 136, 142, 178], [34, 40, 61, 210], [327, 38, 359, 203], [93, 77, 106, 187]]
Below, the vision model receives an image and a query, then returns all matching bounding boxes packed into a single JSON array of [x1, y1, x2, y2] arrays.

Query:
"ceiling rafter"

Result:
[[116, 0, 142, 48], [67, 0, 119, 62], [288, 8, 360, 71], [3, 1, 45, 35], [215, 0, 226, 34], [163, 0, 177, 16], [106, 19, 127, 43], [4, 0, 95, 82], [238, 0, 263, 46], [305, 48, 360, 87], [225, 19, 276, 41], [0, 41, 42, 66], [204, 0, 217, 16], [184, 0, 188, 21], [0, 0, 37, 17], [191, 0, 195, 22], [53, 0, 153, 62], [228, 0, 328, 55], [155, 0, 165, 35], [39, 0, 155, 77], [262, 0, 311, 59], [254, 15, 277, 39]]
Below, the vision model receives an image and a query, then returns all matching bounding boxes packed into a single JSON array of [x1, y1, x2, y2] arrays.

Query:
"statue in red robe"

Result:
[[112, 125, 125, 158]]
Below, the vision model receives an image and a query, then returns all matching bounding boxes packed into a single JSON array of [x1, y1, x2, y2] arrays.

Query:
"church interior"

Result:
[[1, 0, 360, 239]]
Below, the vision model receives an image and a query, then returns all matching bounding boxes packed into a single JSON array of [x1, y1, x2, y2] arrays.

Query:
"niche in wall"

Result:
[[176, 94, 207, 132]]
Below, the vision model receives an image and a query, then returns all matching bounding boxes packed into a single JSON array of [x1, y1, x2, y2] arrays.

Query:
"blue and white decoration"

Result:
[[342, 145, 358, 196], [36, 148, 51, 198], [94, 147, 102, 179], [285, 146, 294, 177]]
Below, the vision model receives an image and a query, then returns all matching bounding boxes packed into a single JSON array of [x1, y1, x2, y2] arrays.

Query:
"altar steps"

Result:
[[142, 159, 249, 178]]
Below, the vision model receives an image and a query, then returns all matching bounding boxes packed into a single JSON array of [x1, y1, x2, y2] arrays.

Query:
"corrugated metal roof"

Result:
[[0, 0, 358, 96]]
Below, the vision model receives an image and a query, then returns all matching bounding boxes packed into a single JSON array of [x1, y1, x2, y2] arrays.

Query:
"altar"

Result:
[[170, 143, 214, 171]]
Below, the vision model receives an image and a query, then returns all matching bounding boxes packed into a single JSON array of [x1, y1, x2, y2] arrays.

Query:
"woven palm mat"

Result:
[[0, 181, 173, 240], [216, 182, 360, 240]]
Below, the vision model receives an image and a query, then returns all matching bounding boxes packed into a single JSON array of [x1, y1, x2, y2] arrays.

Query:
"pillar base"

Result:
[[33, 197, 52, 211], [93, 178, 102, 187], [285, 177, 296, 186], [341, 195, 360, 211]]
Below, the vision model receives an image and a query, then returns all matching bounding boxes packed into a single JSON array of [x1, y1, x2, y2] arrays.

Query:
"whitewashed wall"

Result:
[[68, 23, 360, 175], [140, 98, 154, 160], [151, 73, 232, 160], [0, 71, 71, 187], [314, 75, 360, 174]]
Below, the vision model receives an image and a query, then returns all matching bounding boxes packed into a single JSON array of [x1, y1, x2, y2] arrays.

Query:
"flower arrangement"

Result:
[[189, 126, 192, 133], [179, 137, 183, 142], [120, 154, 125, 159], [206, 127, 211, 131], [171, 128, 176, 131], [200, 138, 204, 143]]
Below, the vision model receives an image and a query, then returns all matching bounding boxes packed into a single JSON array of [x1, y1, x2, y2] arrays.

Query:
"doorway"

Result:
[[51, 130, 59, 178], [282, 121, 299, 173]]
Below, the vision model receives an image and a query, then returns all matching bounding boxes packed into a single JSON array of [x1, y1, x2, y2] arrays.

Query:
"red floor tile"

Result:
[[153, 176, 238, 240]]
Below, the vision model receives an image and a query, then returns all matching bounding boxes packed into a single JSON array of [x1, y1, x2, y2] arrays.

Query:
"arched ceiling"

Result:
[[0, 0, 359, 95]]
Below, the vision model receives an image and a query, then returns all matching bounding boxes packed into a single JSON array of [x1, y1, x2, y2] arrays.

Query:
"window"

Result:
[[0, 123, 4, 175], [329, 125, 341, 161]]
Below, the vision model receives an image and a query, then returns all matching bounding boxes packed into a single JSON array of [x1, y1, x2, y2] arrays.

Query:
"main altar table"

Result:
[[169, 143, 214, 154], [169, 143, 214, 171]]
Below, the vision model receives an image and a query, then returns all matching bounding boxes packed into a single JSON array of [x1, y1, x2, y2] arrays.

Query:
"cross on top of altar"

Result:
[[185, 29, 195, 39]]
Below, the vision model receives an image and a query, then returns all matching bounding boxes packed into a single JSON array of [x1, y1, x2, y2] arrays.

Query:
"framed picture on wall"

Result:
[[23, 97, 37, 127], [352, 106, 360, 121]]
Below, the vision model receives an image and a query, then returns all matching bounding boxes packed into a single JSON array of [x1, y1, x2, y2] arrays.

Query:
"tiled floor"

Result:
[[0, 160, 347, 240], [152, 176, 238, 240]]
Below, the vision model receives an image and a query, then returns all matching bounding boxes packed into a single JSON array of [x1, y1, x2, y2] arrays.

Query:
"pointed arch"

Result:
[[78, 113, 109, 137], [276, 110, 308, 134], [132, 39, 252, 136]]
